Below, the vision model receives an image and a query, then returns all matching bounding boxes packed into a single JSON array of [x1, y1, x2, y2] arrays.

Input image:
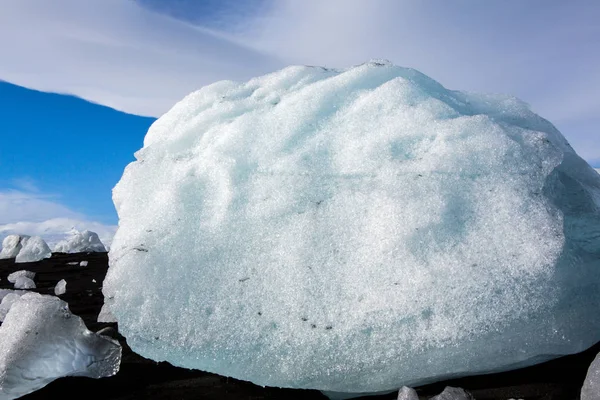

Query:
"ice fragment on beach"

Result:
[[7, 271, 35, 283], [80, 261, 88, 267], [0, 235, 29, 259], [13, 277, 35, 290], [431, 387, 474, 400], [582, 351, 600, 400], [397, 386, 418, 400], [14, 236, 51, 263], [53, 230, 106, 253], [0, 293, 121, 399], [54, 280, 67, 296], [104, 61, 600, 394]]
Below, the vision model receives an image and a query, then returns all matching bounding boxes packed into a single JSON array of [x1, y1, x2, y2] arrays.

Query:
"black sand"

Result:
[[0, 253, 596, 399]]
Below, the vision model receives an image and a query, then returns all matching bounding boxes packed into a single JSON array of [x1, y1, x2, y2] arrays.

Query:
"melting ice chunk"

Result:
[[54, 279, 67, 296], [14, 236, 51, 263], [0, 293, 121, 399], [397, 386, 418, 400], [0, 235, 29, 259], [582, 351, 600, 400], [13, 277, 35, 290], [80, 261, 89, 267], [54, 230, 107, 253], [97, 303, 117, 323], [104, 61, 600, 394], [7, 270, 35, 283]]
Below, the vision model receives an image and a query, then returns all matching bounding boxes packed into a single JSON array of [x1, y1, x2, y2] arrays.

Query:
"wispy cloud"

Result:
[[0, 0, 597, 161], [0, 0, 281, 117], [0, 189, 116, 247]]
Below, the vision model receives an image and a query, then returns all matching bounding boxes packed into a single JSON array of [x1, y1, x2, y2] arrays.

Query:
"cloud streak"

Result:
[[0, 0, 598, 162]]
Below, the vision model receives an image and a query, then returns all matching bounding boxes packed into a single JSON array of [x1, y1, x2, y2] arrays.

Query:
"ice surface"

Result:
[[7, 271, 35, 284], [582, 351, 600, 400], [431, 387, 474, 400], [54, 279, 67, 296], [0, 294, 24, 322], [104, 62, 600, 394], [14, 236, 51, 263], [397, 387, 418, 400], [0, 293, 121, 399], [80, 261, 89, 267], [53, 230, 107, 253], [0, 236, 28, 260], [13, 277, 35, 290], [97, 303, 117, 323]]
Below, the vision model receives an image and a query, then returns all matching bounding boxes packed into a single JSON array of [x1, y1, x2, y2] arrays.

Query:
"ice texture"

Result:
[[13, 277, 35, 290], [582, 351, 600, 400], [97, 303, 117, 323], [0, 293, 121, 399], [431, 387, 474, 400], [53, 230, 107, 253], [54, 279, 67, 296], [397, 387, 418, 400], [7, 271, 35, 284], [14, 236, 51, 263], [0, 236, 28, 260], [0, 294, 23, 322], [104, 62, 600, 393]]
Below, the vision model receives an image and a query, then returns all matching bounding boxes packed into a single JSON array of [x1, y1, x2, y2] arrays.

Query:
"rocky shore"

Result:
[[0, 253, 596, 400]]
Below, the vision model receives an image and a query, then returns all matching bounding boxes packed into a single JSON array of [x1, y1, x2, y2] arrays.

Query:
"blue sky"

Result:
[[0, 0, 598, 243]]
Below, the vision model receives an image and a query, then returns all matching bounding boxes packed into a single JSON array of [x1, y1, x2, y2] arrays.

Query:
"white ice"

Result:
[[7, 271, 35, 284], [54, 280, 67, 296], [104, 61, 600, 394], [582, 351, 600, 400], [13, 277, 35, 290], [0, 236, 28, 260], [97, 303, 117, 323], [397, 387, 418, 400], [53, 230, 107, 253], [431, 387, 474, 400], [14, 236, 51, 263], [0, 293, 121, 399], [0, 294, 24, 322], [80, 261, 88, 267]]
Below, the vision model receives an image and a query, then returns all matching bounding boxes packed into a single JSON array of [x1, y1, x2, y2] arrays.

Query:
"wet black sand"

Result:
[[0, 253, 596, 399]]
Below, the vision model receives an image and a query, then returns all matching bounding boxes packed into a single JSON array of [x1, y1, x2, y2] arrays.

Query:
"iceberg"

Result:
[[53, 230, 107, 253], [104, 62, 600, 394], [0, 293, 121, 399]]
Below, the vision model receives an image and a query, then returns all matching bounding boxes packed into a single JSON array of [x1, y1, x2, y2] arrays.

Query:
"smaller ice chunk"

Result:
[[7, 270, 35, 283], [14, 237, 51, 263], [80, 261, 88, 267], [66, 262, 79, 265], [0, 293, 24, 322], [92, 279, 96, 283], [53, 230, 107, 253], [0, 293, 121, 399], [397, 386, 418, 400], [54, 280, 67, 296], [431, 387, 474, 400], [0, 235, 29, 259], [13, 277, 35, 290], [97, 303, 117, 323], [582, 351, 600, 400]]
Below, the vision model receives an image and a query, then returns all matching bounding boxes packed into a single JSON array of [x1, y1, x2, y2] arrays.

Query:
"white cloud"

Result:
[[0, 0, 598, 161], [0, 0, 281, 117], [0, 190, 116, 248]]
